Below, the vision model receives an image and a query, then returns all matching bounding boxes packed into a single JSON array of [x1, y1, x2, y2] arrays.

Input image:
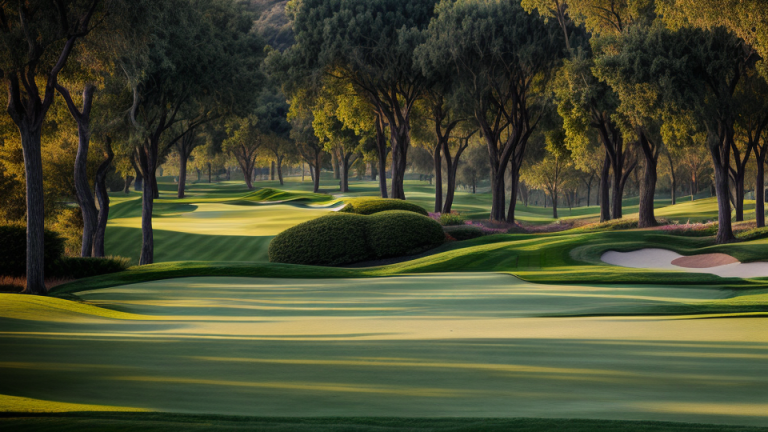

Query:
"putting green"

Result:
[[2, 275, 767, 426]]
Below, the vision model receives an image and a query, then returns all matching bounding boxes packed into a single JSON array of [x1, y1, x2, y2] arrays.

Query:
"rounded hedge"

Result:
[[339, 198, 428, 216], [0, 223, 65, 277], [269, 210, 444, 266]]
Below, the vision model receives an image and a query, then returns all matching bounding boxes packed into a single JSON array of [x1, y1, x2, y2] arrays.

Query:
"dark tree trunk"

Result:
[[271, 160, 276, 181], [152, 173, 159, 199], [433, 143, 443, 212], [138, 139, 157, 266], [19, 126, 46, 294], [58, 84, 97, 257], [665, 152, 676, 205], [756, 157, 765, 227], [637, 131, 659, 228], [374, 115, 389, 198], [600, 152, 611, 222], [611, 155, 623, 220], [177, 151, 188, 199], [710, 134, 735, 244], [123, 176, 134, 194], [370, 161, 377, 181], [93, 139, 114, 258], [208, 163, 212, 183], [332, 152, 340, 180], [313, 151, 321, 193], [490, 167, 506, 221], [508, 166, 520, 222], [277, 156, 284, 185], [551, 189, 558, 219], [442, 137, 468, 214]]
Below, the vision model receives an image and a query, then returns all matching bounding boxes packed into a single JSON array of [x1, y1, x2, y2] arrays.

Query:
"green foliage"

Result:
[[443, 225, 484, 241], [49, 256, 131, 279], [366, 211, 446, 259], [269, 213, 371, 266], [52, 207, 84, 256], [0, 223, 65, 277], [340, 198, 428, 216], [269, 211, 444, 266], [438, 212, 465, 226]]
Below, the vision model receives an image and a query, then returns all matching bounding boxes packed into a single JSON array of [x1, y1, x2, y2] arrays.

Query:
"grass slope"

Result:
[[3, 413, 767, 432], [3, 276, 768, 426]]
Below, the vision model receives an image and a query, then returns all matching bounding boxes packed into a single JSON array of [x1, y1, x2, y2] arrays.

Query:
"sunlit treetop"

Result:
[[656, 0, 767, 74], [522, 0, 655, 37]]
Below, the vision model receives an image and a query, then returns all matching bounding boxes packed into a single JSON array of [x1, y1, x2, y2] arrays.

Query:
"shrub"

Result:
[[49, 256, 131, 279], [438, 212, 464, 226], [269, 213, 370, 266], [340, 198, 428, 216], [443, 225, 484, 241], [366, 211, 446, 258], [0, 222, 65, 276], [269, 210, 444, 265]]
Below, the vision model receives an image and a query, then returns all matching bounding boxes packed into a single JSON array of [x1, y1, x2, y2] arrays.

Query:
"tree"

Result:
[[123, 0, 264, 265], [280, 0, 436, 199], [735, 71, 768, 226], [523, 129, 572, 218], [256, 87, 292, 186], [419, 0, 563, 221], [613, 25, 754, 243], [288, 101, 323, 193], [0, 0, 109, 294], [223, 116, 262, 190]]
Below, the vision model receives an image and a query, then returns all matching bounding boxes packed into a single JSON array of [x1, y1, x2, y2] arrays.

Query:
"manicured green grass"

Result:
[[3, 275, 768, 427], [3, 413, 767, 432]]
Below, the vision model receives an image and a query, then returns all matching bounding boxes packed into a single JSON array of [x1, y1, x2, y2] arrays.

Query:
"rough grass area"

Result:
[[3, 275, 767, 426], [2, 414, 767, 432]]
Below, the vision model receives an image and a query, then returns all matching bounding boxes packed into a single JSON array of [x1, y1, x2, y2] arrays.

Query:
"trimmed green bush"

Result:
[[438, 212, 465, 226], [443, 225, 484, 241], [0, 222, 65, 276], [269, 210, 444, 266], [49, 256, 132, 279], [340, 198, 428, 216], [366, 211, 446, 258], [269, 213, 370, 266]]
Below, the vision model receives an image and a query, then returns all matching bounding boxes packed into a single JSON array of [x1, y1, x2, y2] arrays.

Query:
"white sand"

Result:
[[601, 248, 768, 278]]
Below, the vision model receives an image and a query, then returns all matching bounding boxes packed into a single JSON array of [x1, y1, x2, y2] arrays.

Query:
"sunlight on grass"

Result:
[[0, 394, 146, 413]]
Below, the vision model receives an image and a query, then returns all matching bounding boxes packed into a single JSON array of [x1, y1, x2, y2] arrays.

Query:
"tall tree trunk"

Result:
[[637, 131, 658, 228], [152, 173, 159, 199], [507, 163, 520, 223], [370, 161, 377, 181], [374, 115, 389, 198], [313, 151, 321, 193], [332, 152, 340, 180], [665, 152, 676, 205], [93, 139, 114, 258], [19, 126, 46, 294], [551, 188, 558, 219], [442, 138, 468, 214], [433, 143, 443, 213], [611, 156, 623, 220], [208, 163, 212, 183], [277, 156, 284, 185], [389, 122, 409, 200], [271, 160, 276, 181], [599, 152, 611, 222], [710, 134, 735, 244], [490, 165, 507, 221], [58, 84, 97, 257], [138, 140, 157, 266], [123, 175, 134, 194], [756, 150, 766, 227], [177, 151, 188, 199]]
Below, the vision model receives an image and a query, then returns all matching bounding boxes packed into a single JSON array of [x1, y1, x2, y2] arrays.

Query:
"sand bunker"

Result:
[[601, 248, 768, 278]]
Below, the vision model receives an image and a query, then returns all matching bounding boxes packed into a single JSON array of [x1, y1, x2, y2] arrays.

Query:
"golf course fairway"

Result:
[[2, 274, 766, 427]]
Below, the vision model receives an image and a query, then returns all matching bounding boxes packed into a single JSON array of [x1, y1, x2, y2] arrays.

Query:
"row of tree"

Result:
[[268, 0, 767, 244]]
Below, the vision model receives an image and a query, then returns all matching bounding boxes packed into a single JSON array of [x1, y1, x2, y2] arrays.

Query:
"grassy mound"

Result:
[[340, 198, 428, 216], [240, 188, 334, 204], [268, 210, 444, 266]]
